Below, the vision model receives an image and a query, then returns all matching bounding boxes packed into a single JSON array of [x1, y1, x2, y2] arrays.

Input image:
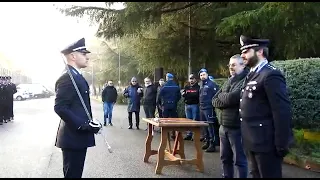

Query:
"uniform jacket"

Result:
[[123, 84, 143, 112], [213, 69, 248, 128], [54, 65, 95, 149], [240, 63, 293, 153], [101, 86, 118, 103], [158, 80, 181, 110], [182, 83, 200, 105], [199, 79, 219, 110]]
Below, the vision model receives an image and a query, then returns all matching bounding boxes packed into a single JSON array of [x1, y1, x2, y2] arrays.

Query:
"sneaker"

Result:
[[108, 123, 113, 126]]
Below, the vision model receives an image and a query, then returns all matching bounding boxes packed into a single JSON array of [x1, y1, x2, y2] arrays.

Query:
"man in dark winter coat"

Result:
[[123, 77, 143, 129], [101, 80, 118, 126], [213, 54, 248, 178]]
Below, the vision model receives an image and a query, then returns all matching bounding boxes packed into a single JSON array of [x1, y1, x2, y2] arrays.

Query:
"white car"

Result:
[[13, 90, 30, 101]]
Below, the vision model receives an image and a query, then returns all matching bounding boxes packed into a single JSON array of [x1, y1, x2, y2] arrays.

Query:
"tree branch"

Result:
[[178, 22, 214, 32], [160, 2, 200, 13]]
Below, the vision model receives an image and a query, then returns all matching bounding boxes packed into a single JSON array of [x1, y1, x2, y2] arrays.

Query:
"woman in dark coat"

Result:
[[123, 77, 143, 129]]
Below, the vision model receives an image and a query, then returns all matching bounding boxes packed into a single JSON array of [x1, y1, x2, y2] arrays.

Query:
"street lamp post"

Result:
[[116, 38, 121, 87], [91, 62, 94, 95], [188, 6, 192, 76]]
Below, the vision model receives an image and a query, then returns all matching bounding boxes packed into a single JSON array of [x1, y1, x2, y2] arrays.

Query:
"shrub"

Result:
[[116, 93, 127, 104], [214, 78, 228, 88], [272, 58, 320, 131]]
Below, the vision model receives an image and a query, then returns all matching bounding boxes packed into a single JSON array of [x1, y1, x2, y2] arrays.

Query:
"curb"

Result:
[[284, 156, 320, 173]]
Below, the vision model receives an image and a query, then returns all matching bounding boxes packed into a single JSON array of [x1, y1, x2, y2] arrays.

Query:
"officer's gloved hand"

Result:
[[78, 123, 92, 132], [276, 147, 289, 157], [89, 120, 102, 134]]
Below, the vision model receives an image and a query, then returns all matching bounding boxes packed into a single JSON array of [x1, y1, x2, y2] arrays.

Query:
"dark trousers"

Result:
[[143, 105, 156, 118], [162, 108, 178, 137], [128, 111, 140, 127], [219, 126, 248, 178], [157, 106, 163, 118], [200, 109, 217, 142], [62, 148, 87, 178], [162, 108, 178, 118], [246, 150, 283, 178]]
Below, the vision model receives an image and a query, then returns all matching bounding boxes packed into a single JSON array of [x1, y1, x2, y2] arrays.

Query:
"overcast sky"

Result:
[[0, 2, 123, 86]]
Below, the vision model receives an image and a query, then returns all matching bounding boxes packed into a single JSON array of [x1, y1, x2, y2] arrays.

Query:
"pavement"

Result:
[[0, 97, 319, 178]]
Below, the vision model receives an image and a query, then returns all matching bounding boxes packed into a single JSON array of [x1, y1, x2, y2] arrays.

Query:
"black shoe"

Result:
[[136, 126, 140, 130], [184, 136, 193, 141], [205, 140, 217, 152], [202, 141, 210, 150], [128, 126, 133, 129], [104, 122, 107, 126], [109, 123, 113, 126], [4, 120, 7, 123], [205, 143, 216, 152]]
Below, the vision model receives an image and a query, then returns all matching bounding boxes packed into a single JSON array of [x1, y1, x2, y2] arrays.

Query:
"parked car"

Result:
[[13, 90, 30, 101]]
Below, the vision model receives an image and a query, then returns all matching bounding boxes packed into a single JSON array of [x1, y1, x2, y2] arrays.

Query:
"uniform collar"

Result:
[[74, 67, 82, 75], [67, 65, 82, 75], [250, 59, 268, 73]]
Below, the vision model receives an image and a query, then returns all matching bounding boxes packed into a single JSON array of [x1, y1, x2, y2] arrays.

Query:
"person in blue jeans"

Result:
[[212, 54, 248, 178], [101, 80, 118, 126], [182, 74, 200, 140]]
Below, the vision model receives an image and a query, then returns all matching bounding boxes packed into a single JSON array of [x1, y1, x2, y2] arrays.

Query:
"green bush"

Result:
[[214, 78, 228, 88], [116, 93, 127, 104], [177, 99, 186, 118], [272, 58, 320, 131]]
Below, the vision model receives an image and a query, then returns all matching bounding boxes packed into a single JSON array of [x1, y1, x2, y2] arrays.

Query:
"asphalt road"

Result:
[[0, 97, 319, 178]]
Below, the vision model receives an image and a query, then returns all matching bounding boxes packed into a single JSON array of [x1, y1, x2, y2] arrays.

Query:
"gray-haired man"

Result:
[[213, 54, 249, 178]]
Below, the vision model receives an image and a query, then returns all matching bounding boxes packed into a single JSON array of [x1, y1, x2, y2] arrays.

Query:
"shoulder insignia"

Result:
[[266, 64, 276, 70]]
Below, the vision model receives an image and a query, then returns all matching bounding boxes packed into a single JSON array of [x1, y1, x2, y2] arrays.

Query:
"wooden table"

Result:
[[142, 118, 209, 174]]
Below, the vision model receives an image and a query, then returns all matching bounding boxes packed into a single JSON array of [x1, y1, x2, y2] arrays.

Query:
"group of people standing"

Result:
[[54, 35, 293, 178], [0, 76, 17, 125]]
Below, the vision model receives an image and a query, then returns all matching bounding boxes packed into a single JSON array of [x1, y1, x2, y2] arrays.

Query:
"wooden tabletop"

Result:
[[142, 118, 208, 127]]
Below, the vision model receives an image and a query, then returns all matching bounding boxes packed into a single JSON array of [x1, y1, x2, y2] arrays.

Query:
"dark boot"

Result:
[[136, 114, 140, 130], [202, 139, 210, 150], [128, 113, 133, 129], [171, 131, 176, 140], [205, 140, 216, 152], [184, 135, 193, 141]]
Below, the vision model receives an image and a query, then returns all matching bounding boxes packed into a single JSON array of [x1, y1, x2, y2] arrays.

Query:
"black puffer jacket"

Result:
[[212, 69, 248, 128], [101, 86, 118, 103]]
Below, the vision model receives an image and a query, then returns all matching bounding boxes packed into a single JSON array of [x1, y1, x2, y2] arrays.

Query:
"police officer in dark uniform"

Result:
[[54, 38, 101, 178], [0, 76, 5, 125], [157, 73, 181, 139], [7, 76, 17, 121], [198, 69, 219, 152], [2, 76, 11, 123], [239, 35, 293, 178]]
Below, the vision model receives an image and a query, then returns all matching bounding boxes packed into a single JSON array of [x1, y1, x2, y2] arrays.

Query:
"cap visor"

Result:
[[77, 49, 91, 54]]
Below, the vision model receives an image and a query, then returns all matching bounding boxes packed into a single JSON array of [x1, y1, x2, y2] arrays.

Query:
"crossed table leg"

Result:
[[143, 123, 204, 174]]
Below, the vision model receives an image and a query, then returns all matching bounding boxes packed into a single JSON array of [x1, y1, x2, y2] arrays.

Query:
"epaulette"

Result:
[[266, 64, 276, 70]]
